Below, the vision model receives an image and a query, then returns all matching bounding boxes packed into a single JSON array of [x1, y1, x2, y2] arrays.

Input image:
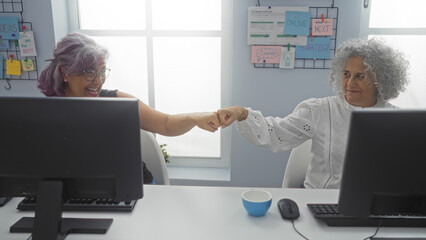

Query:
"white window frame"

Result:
[[359, 0, 426, 109], [67, 0, 232, 168], [360, 0, 426, 38]]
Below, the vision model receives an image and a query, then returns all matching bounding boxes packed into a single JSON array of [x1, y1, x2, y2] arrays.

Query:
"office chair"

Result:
[[140, 130, 170, 185], [281, 139, 312, 188]]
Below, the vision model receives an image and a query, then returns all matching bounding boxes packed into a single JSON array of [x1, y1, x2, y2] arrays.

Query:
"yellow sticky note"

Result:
[[21, 59, 34, 71], [6, 59, 21, 76]]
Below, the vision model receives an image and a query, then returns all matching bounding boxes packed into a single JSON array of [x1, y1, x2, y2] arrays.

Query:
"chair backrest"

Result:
[[140, 130, 170, 185], [282, 139, 312, 188]]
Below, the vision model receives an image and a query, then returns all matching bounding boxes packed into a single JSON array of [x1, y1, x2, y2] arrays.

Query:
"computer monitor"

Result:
[[0, 96, 143, 240], [339, 109, 426, 219]]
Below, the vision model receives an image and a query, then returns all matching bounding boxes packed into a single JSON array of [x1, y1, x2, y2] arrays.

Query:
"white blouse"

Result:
[[236, 96, 396, 189]]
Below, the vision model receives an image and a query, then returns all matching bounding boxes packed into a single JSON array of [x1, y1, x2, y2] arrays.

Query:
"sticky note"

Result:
[[6, 59, 21, 76], [21, 59, 34, 71], [279, 47, 295, 69], [0, 40, 9, 49], [296, 37, 331, 59], [284, 11, 310, 36], [251, 46, 281, 64], [0, 16, 19, 40], [312, 19, 333, 36], [19, 31, 37, 57]]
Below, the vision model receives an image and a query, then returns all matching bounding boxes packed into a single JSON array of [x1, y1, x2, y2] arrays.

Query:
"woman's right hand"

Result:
[[217, 106, 248, 128]]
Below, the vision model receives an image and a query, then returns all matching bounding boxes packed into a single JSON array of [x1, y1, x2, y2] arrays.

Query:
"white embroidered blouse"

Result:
[[236, 96, 396, 189]]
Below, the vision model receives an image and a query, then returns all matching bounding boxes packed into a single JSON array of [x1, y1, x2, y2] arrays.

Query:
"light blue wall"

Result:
[[0, 0, 54, 97], [0, 0, 363, 187], [226, 0, 363, 188]]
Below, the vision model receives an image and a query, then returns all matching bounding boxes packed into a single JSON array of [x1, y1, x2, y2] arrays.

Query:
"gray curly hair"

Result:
[[330, 38, 409, 101]]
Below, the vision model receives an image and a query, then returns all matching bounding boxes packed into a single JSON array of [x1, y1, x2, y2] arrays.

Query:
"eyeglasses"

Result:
[[83, 68, 111, 82]]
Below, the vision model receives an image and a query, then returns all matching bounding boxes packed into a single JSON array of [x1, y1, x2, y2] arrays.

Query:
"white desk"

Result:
[[1, 185, 426, 240]]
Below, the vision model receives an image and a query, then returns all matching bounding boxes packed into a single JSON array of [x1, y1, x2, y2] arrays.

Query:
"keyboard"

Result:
[[17, 197, 137, 212], [0, 197, 11, 207], [308, 203, 426, 227]]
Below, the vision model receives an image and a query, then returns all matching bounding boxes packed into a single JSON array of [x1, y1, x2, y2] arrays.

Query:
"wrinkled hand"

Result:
[[195, 112, 221, 132], [217, 106, 247, 128]]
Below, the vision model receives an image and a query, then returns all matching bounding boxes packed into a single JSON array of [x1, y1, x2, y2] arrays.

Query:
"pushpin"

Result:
[[268, 6, 271, 9], [22, 26, 26, 33], [310, 32, 313, 41], [288, 43, 290, 51], [14, 40, 18, 47], [9, 54, 13, 62], [321, 14, 324, 22]]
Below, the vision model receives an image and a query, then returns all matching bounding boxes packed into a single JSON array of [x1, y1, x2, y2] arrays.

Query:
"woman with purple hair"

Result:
[[38, 32, 221, 184]]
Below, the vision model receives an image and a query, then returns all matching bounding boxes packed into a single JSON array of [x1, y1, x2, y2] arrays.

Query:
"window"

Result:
[[68, 0, 232, 168], [360, 0, 426, 108]]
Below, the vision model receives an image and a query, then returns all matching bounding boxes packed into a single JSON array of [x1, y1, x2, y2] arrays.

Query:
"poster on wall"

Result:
[[0, 16, 19, 40], [251, 46, 281, 64], [19, 31, 37, 57], [247, 6, 308, 45], [295, 37, 331, 59]]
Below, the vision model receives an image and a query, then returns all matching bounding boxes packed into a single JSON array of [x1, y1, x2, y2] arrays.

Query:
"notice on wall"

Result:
[[283, 11, 311, 36], [0, 16, 19, 40], [6, 59, 21, 76], [251, 46, 281, 64], [19, 31, 37, 57], [21, 59, 34, 71], [247, 6, 308, 45], [279, 46, 295, 69], [312, 19, 333, 36], [295, 37, 331, 59]]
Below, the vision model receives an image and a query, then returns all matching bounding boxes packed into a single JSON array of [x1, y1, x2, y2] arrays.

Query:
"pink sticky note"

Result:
[[251, 46, 281, 64], [312, 18, 333, 36]]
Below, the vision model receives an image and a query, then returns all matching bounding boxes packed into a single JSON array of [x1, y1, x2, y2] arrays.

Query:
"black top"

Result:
[[100, 89, 154, 184]]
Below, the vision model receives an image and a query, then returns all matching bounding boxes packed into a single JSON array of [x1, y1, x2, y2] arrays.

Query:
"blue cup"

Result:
[[241, 189, 272, 217]]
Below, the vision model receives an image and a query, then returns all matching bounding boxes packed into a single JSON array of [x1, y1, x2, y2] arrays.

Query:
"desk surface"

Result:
[[1, 185, 426, 240]]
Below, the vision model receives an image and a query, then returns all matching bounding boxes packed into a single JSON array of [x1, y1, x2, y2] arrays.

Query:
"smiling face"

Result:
[[342, 56, 377, 107], [63, 65, 106, 97]]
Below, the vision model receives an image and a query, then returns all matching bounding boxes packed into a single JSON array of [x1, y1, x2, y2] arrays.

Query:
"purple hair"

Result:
[[37, 32, 109, 96]]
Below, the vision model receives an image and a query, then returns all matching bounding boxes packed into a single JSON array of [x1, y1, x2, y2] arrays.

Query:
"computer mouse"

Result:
[[277, 198, 300, 220]]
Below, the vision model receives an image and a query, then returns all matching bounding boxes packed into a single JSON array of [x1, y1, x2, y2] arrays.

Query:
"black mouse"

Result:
[[277, 198, 300, 220]]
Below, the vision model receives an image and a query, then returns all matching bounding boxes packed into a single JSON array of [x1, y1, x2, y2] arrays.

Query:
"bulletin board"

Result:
[[250, 6, 339, 70], [0, 0, 39, 90]]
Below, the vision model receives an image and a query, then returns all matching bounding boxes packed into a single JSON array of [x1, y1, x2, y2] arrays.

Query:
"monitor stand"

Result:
[[9, 181, 113, 240]]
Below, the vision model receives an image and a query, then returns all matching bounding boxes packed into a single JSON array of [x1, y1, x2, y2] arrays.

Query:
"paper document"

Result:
[[251, 46, 281, 64], [279, 47, 295, 69], [312, 19, 334, 36], [247, 6, 309, 45], [6, 59, 21, 76], [284, 11, 311, 36], [22, 59, 34, 71], [19, 31, 37, 57], [0, 16, 19, 40], [295, 37, 331, 59]]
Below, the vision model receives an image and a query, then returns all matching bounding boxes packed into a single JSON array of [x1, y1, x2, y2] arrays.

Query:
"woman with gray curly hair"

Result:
[[216, 38, 409, 189]]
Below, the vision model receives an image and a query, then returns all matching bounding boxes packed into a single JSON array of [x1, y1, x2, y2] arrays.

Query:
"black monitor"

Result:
[[339, 109, 426, 219], [0, 96, 143, 240]]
